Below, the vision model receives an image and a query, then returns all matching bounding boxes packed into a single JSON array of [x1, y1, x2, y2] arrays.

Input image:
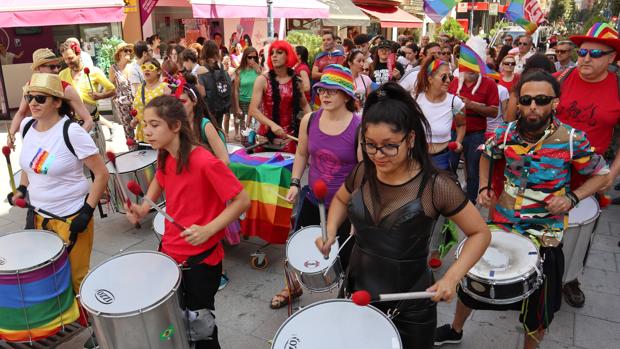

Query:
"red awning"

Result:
[[355, 4, 422, 28]]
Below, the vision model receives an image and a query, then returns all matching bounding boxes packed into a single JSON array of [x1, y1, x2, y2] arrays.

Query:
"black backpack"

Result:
[[198, 63, 232, 114], [23, 118, 76, 157]]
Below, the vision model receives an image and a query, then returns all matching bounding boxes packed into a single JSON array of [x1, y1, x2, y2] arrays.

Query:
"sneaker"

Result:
[[83, 335, 99, 349], [434, 324, 463, 346], [562, 279, 585, 308], [218, 272, 229, 291]]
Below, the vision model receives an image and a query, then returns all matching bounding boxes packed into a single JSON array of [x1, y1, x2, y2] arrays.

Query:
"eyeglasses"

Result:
[[440, 74, 453, 83], [248, 56, 259, 61], [141, 63, 159, 72], [503, 61, 516, 66], [440, 51, 451, 56], [576, 48, 615, 58], [40, 64, 62, 70], [24, 94, 50, 104], [123, 49, 133, 54], [555, 49, 571, 54], [317, 87, 339, 96], [362, 136, 408, 157], [518, 42, 530, 46], [518, 95, 555, 106]]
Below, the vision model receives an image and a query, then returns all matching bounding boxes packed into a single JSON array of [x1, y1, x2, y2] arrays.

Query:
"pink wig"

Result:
[[267, 40, 298, 70]]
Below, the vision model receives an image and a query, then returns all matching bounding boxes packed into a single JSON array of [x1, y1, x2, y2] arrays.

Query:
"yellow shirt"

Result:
[[132, 81, 168, 142], [59, 66, 115, 107]]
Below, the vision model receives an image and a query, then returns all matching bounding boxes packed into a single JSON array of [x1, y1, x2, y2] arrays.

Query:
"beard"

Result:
[[520, 111, 551, 133]]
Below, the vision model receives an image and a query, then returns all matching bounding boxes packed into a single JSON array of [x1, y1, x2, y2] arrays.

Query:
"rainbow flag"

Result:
[[506, 0, 545, 35], [424, 0, 456, 23], [459, 44, 501, 80], [229, 151, 294, 244]]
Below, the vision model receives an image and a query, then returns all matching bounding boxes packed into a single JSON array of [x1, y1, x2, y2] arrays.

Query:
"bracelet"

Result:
[[566, 192, 580, 207], [478, 186, 489, 194], [290, 178, 301, 188]]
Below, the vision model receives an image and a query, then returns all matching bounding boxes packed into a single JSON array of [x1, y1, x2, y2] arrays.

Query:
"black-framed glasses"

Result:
[[24, 94, 50, 104], [440, 74, 453, 83], [518, 95, 555, 106], [555, 49, 571, 54], [317, 87, 339, 96], [40, 64, 62, 70], [123, 49, 133, 54], [518, 42, 530, 46], [576, 48, 615, 58], [362, 136, 408, 157]]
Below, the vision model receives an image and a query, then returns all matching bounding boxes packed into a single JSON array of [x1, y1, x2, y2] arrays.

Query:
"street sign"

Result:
[[489, 3, 499, 16], [457, 2, 468, 13]]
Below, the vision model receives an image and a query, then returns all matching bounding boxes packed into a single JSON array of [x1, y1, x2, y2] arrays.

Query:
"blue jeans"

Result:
[[450, 131, 485, 203]]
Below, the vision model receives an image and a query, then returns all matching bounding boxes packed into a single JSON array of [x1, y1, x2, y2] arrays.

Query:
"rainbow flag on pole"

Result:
[[459, 44, 501, 80], [229, 151, 294, 244], [506, 0, 545, 35], [424, 0, 456, 23]]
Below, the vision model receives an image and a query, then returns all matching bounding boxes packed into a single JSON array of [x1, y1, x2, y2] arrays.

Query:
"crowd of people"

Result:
[[4, 22, 620, 349]]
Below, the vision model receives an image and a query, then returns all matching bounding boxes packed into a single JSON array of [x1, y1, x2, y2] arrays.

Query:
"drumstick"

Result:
[[244, 140, 269, 152], [351, 290, 437, 306], [312, 180, 329, 260], [127, 180, 187, 231], [83, 67, 94, 92], [285, 134, 298, 142], [14, 198, 72, 224], [106, 151, 132, 209], [2, 146, 16, 193]]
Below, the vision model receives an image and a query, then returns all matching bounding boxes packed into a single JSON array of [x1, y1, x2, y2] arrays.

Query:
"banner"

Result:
[[489, 3, 499, 16], [424, 0, 457, 23], [506, 0, 545, 35], [140, 0, 159, 25]]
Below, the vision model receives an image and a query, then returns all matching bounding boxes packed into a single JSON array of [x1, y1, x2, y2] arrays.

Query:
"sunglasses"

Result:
[[141, 63, 159, 72], [555, 49, 571, 54], [440, 51, 451, 55], [576, 48, 615, 58], [41, 64, 62, 70], [518, 42, 530, 46], [518, 95, 555, 106], [123, 49, 133, 54], [440, 74, 453, 83], [24, 94, 50, 104], [503, 61, 516, 66], [248, 56, 259, 61]]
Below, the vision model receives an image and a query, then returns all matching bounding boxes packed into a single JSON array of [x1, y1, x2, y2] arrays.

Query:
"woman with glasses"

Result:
[[498, 54, 518, 92], [344, 49, 373, 110], [132, 58, 171, 142], [109, 42, 137, 148], [316, 82, 490, 349], [232, 47, 262, 140]]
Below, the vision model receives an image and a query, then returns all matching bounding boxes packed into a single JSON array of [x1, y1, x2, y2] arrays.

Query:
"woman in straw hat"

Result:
[[109, 42, 137, 148], [6, 73, 109, 293]]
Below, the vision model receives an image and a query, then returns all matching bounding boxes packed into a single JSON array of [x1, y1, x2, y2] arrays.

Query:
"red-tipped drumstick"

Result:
[[351, 290, 436, 306], [2, 146, 16, 193], [127, 180, 186, 231], [126, 138, 136, 147], [105, 151, 132, 209], [312, 179, 329, 259], [83, 67, 94, 92], [599, 194, 611, 208], [130, 109, 138, 117], [448, 142, 458, 152], [14, 198, 72, 224]]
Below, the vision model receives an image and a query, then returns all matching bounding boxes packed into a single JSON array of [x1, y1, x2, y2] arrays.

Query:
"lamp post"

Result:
[[267, 0, 274, 38], [469, 0, 476, 36]]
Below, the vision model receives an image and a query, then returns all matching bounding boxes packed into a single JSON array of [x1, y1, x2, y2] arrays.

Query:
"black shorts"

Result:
[[458, 246, 564, 331]]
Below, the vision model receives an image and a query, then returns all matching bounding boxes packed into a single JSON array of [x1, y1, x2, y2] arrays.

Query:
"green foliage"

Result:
[[96, 37, 123, 78], [285, 31, 322, 66], [435, 18, 469, 42], [549, 0, 575, 23], [489, 21, 512, 41]]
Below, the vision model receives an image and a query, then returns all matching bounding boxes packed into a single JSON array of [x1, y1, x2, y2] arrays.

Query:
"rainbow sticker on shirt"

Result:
[[29, 148, 55, 174]]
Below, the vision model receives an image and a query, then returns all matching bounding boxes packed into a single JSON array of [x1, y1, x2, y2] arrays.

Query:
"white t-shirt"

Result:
[[416, 92, 465, 144], [354, 74, 372, 106], [128, 61, 145, 88], [19, 116, 99, 217], [0, 52, 16, 65], [486, 84, 509, 134], [399, 66, 420, 95]]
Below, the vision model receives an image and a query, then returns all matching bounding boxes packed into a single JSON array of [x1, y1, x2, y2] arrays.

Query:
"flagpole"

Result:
[[469, 0, 475, 36]]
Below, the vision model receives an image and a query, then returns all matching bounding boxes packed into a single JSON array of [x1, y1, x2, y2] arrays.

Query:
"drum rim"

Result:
[[0, 230, 66, 274], [105, 149, 158, 175], [568, 196, 600, 228], [459, 282, 540, 305], [79, 250, 181, 317], [271, 298, 402, 348]]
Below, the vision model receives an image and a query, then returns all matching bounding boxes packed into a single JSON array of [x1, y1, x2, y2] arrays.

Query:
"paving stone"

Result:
[[574, 314, 620, 348], [590, 233, 620, 253], [584, 249, 617, 272], [605, 222, 620, 237], [215, 290, 283, 335], [580, 267, 620, 296], [219, 324, 270, 348], [570, 288, 620, 324]]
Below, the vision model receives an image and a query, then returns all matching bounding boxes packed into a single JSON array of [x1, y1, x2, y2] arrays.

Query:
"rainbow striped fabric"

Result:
[[0, 251, 79, 342], [424, 0, 456, 23], [229, 151, 294, 244], [459, 44, 501, 80], [585, 22, 619, 39], [506, 0, 542, 35]]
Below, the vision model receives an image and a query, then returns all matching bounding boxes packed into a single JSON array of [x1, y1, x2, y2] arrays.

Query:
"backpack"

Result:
[[198, 63, 232, 114], [23, 118, 76, 157]]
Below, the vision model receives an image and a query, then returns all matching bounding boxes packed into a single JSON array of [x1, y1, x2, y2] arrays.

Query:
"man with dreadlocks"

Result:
[[249, 40, 311, 153]]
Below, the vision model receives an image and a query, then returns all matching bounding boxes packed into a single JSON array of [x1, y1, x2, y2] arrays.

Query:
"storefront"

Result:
[[353, 0, 423, 40]]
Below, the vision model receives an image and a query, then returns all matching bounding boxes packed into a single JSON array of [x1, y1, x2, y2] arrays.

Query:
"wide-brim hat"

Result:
[[570, 22, 620, 56], [31, 48, 62, 70], [114, 42, 134, 61], [23, 73, 68, 100], [312, 64, 355, 100]]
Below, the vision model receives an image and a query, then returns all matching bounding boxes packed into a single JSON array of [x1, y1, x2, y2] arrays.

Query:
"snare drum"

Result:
[[226, 144, 243, 154], [272, 299, 402, 349], [0, 231, 79, 342], [457, 229, 543, 304], [79, 251, 189, 349], [562, 196, 600, 283], [106, 149, 164, 213], [286, 226, 343, 292], [153, 210, 165, 236]]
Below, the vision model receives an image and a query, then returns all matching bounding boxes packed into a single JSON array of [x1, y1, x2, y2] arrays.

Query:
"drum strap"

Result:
[[183, 242, 220, 267]]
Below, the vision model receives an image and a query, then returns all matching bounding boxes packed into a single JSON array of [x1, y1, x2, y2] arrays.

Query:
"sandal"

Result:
[[270, 286, 302, 309]]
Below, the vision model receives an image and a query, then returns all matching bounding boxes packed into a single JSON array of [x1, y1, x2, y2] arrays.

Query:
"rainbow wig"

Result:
[[267, 40, 298, 70]]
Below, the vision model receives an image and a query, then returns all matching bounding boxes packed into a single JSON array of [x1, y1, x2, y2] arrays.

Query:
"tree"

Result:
[[96, 37, 123, 78], [435, 18, 469, 42], [285, 31, 322, 66], [549, 0, 575, 23]]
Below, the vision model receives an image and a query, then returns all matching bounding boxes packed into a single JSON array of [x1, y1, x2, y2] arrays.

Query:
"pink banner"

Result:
[[140, 0, 159, 25]]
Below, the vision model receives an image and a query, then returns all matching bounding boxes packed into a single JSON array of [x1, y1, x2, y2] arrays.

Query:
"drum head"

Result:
[[153, 209, 165, 236], [227, 144, 243, 154], [106, 149, 158, 173], [272, 299, 401, 349], [0, 230, 64, 272], [80, 251, 180, 315], [251, 152, 294, 160], [286, 226, 340, 272], [460, 230, 539, 282], [568, 196, 599, 225]]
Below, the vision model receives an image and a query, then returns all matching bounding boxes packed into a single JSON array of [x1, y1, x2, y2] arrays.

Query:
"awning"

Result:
[[320, 0, 370, 27], [356, 4, 423, 28], [191, 0, 329, 19], [0, 0, 125, 28]]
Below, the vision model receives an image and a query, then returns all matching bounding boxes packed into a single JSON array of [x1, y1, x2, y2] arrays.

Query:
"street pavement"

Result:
[[1, 119, 619, 349]]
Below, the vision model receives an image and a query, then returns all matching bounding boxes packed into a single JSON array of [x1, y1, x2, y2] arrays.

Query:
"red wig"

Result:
[[267, 40, 298, 70]]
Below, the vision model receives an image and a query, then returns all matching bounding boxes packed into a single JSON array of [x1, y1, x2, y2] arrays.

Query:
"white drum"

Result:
[[457, 229, 543, 304], [79, 251, 189, 349], [153, 208, 165, 236], [286, 226, 342, 292], [226, 144, 243, 154], [563, 196, 600, 282], [272, 299, 402, 349]]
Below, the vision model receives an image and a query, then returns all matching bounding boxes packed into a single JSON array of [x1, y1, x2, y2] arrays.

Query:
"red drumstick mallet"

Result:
[[313, 179, 329, 260], [106, 151, 132, 209], [14, 198, 72, 224], [2, 146, 16, 193], [130, 109, 138, 118], [351, 290, 436, 306], [448, 142, 458, 152], [599, 194, 611, 208], [83, 67, 94, 93], [126, 138, 136, 147], [127, 180, 186, 231]]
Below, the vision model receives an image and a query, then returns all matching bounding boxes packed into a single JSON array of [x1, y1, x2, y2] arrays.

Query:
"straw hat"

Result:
[[113, 42, 134, 62], [570, 22, 620, 56], [31, 48, 62, 70], [23, 73, 68, 100]]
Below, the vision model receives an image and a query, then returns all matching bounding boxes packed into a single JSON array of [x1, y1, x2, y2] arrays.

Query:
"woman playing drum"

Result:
[[316, 82, 490, 349]]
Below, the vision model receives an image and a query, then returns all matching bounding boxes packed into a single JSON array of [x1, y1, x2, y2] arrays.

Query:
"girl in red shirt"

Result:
[[125, 95, 250, 349]]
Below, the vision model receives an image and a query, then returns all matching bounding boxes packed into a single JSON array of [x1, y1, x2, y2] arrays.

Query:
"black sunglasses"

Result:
[[518, 95, 555, 106], [503, 61, 516, 66], [248, 56, 259, 61], [24, 94, 50, 104], [576, 48, 615, 58], [440, 51, 451, 55], [41, 64, 62, 70], [441, 74, 453, 83], [518, 42, 530, 46]]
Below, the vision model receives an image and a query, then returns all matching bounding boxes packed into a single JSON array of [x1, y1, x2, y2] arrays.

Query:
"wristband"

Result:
[[478, 186, 489, 194], [290, 178, 301, 188]]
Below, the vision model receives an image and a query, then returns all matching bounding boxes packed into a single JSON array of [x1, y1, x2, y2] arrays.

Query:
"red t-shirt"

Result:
[[155, 147, 243, 265], [554, 70, 620, 155], [449, 76, 500, 133], [295, 63, 312, 102], [499, 74, 519, 93], [314, 52, 346, 73]]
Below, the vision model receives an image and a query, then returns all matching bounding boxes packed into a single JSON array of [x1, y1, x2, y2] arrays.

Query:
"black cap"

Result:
[[377, 40, 392, 49]]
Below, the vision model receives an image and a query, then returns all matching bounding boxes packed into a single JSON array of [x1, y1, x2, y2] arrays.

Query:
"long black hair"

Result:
[[182, 75, 222, 148], [267, 68, 303, 138], [361, 82, 437, 201]]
